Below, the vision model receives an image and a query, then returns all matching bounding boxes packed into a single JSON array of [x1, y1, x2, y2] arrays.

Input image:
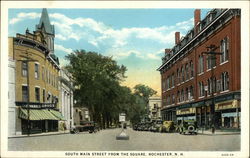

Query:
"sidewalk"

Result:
[[8, 130, 70, 138], [197, 129, 240, 135]]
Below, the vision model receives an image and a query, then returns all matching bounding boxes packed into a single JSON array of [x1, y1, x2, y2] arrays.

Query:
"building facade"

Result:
[[8, 9, 65, 135], [148, 96, 162, 120], [59, 69, 74, 131], [158, 9, 241, 130]]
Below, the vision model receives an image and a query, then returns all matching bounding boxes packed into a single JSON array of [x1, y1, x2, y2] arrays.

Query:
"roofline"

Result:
[[157, 9, 230, 71]]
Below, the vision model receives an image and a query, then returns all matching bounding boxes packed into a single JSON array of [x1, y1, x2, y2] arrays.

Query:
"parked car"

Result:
[[151, 119, 163, 132], [160, 121, 175, 133], [178, 120, 198, 135], [72, 121, 98, 133]]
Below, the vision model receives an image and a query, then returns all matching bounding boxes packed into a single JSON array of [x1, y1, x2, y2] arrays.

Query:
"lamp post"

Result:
[[18, 49, 38, 136], [202, 44, 222, 131]]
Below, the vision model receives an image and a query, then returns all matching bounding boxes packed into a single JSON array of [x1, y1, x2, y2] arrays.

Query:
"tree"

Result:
[[130, 84, 157, 124], [65, 50, 127, 128]]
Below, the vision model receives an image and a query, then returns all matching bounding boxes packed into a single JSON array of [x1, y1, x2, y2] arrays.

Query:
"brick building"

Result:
[[8, 9, 65, 135], [158, 9, 241, 130]]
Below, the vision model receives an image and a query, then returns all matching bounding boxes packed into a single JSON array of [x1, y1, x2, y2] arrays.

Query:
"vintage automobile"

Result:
[[178, 120, 198, 135], [160, 121, 175, 133], [151, 119, 163, 132], [71, 121, 99, 134]]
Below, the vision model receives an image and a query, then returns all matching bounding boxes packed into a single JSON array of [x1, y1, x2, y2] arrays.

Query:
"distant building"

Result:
[[148, 96, 162, 120], [158, 9, 241, 129], [8, 8, 64, 135], [58, 69, 74, 130]]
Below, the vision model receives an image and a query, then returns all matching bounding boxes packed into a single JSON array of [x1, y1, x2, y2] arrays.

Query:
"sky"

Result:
[[8, 8, 211, 95]]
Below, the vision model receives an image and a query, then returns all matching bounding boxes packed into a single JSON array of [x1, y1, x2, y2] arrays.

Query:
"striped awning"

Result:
[[19, 108, 59, 120], [49, 110, 66, 121]]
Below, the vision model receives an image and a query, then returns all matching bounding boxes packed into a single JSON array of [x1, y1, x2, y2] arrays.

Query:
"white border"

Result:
[[1, 1, 249, 158]]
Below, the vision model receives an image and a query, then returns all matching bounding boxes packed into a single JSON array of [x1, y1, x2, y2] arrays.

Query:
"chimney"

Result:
[[194, 9, 201, 34], [165, 49, 171, 54], [175, 32, 180, 45]]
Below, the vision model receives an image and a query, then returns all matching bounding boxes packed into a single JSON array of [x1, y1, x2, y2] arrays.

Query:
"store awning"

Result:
[[19, 108, 59, 120], [49, 110, 66, 121]]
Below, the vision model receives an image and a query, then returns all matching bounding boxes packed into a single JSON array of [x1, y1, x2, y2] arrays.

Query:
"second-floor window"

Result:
[[22, 61, 28, 77], [35, 63, 39, 79], [220, 36, 229, 63], [185, 63, 189, 80], [171, 73, 175, 87]]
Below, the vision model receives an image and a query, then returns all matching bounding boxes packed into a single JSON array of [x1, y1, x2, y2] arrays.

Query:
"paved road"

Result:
[[8, 128, 240, 151]]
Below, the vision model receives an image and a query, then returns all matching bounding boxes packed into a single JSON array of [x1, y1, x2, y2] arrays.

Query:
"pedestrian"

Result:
[[211, 126, 215, 134]]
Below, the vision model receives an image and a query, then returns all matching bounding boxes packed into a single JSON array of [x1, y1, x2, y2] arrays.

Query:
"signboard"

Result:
[[119, 113, 126, 122]]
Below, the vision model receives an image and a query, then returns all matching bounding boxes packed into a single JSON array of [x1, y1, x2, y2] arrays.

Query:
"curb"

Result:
[[8, 132, 70, 139]]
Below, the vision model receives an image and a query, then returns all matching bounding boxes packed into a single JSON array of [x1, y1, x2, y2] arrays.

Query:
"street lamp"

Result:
[[202, 44, 222, 132], [18, 49, 38, 136]]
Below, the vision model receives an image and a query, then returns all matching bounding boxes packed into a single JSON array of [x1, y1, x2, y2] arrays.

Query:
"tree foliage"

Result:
[[65, 50, 157, 128]]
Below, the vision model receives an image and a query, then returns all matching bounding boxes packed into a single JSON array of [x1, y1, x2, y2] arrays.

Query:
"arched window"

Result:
[[198, 55, 204, 73], [181, 66, 185, 82], [177, 91, 180, 103], [190, 85, 194, 99], [185, 87, 189, 101], [171, 73, 175, 88]]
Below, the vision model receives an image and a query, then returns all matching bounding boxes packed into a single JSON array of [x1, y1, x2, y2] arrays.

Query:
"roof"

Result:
[[36, 8, 54, 35]]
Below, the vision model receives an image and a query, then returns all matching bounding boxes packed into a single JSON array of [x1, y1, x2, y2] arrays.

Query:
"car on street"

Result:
[[178, 120, 198, 135], [151, 119, 163, 132], [160, 121, 175, 133]]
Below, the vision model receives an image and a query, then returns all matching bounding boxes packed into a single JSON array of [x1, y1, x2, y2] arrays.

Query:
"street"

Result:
[[8, 128, 240, 151]]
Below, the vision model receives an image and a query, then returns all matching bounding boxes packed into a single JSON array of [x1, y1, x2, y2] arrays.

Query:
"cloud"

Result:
[[54, 44, 73, 54], [9, 12, 41, 24], [10, 11, 194, 61]]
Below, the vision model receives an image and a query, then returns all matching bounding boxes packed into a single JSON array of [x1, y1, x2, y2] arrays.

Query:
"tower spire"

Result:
[[36, 8, 54, 35]]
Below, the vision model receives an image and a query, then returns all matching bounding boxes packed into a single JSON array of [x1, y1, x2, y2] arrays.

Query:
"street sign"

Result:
[[119, 113, 126, 122]]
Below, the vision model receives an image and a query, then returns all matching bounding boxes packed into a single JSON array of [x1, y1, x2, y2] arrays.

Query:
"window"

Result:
[[198, 55, 204, 73], [199, 82, 205, 97], [185, 64, 189, 80], [190, 86, 194, 99], [190, 61, 194, 78], [47, 93, 51, 102], [42, 67, 44, 81], [181, 66, 185, 82], [177, 69, 180, 84], [35, 87, 40, 102], [181, 89, 184, 102], [220, 36, 229, 63], [22, 61, 28, 77], [221, 72, 229, 91], [185, 87, 189, 101], [172, 94, 175, 104], [177, 91, 180, 103], [154, 104, 157, 109], [22, 86, 28, 102], [35, 63, 39, 79], [171, 73, 175, 87], [207, 55, 216, 70], [43, 89, 46, 102]]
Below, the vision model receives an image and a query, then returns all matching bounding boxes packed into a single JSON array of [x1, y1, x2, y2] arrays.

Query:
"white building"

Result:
[[148, 96, 162, 120], [73, 107, 90, 125], [59, 69, 74, 130], [8, 58, 17, 136]]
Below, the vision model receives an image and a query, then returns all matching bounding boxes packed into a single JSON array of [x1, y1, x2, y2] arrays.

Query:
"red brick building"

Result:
[[158, 9, 241, 129]]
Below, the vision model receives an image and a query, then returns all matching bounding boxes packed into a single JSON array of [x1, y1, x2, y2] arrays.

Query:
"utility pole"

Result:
[[18, 49, 37, 136], [202, 44, 222, 132]]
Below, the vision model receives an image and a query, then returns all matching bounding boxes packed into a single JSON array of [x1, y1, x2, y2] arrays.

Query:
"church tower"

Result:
[[36, 8, 55, 53]]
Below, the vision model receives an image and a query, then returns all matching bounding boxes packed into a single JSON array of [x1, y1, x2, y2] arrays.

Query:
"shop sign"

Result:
[[222, 112, 240, 117], [215, 100, 238, 111], [176, 107, 196, 115]]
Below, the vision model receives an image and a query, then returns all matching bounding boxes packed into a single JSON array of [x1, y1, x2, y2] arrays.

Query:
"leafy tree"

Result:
[[65, 50, 127, 128]]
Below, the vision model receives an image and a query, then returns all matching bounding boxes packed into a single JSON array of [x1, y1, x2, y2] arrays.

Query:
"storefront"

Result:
[[19, 107, 65, 134], [176, 107, 196, 125], [215, 99, 240, 129]]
